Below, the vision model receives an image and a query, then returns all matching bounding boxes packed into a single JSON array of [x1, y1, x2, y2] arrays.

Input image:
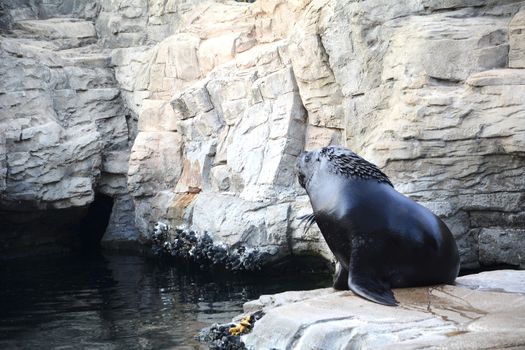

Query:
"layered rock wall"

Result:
[[0, 0, 137, 254], [1, 0, 524, 268], [122, 1, 333, 261], [321, 1, 525, 269], [124, 0, 525, 269]]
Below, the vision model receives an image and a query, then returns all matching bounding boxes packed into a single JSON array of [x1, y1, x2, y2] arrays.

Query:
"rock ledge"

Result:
[[240, 270, 525, 350]]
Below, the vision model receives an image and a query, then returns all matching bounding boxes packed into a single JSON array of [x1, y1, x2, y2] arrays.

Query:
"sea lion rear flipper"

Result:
[[348, 272, 398, 306]]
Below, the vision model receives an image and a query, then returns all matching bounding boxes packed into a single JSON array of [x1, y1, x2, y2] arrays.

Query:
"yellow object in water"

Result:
[[228, 315, 253, 336]]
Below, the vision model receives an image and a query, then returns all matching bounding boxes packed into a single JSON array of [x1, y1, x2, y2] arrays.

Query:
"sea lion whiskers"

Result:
[[297, 213, 316, 234]]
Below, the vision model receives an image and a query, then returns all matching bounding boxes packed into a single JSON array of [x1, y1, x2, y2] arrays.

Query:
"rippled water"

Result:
[[0, 252, 330, 349]]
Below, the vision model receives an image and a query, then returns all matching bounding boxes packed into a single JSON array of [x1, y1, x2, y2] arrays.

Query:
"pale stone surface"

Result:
[[509, 9, 525, 68], [123, 2, 323, 260], [15, 18, 97, 49], [128, 131, 183, 198], [0, 0, 99, 24], [456, 269, 525, 294], [0, 37, 105, 210], [466, 68, 525, 86], [95, 0, 206, 48], [242, 270, 525, 350]]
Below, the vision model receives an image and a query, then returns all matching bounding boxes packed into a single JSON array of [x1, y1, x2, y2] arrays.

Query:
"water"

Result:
[[0, 252, 331, 349]]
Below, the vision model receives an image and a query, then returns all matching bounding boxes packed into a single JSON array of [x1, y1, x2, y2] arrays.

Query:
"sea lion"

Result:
[[296, 146, 460, 306]]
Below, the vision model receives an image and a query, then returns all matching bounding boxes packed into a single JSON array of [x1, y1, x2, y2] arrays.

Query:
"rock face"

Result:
[[0, 0, 138, 255], [240, 270, 525, 349], [1, 0, 524, 267], [124, 0, 525, 269], [123, 1, 331, 258]]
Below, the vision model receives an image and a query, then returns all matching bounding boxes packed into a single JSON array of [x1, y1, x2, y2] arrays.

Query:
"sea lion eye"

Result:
[[304, 154, 311, 162]]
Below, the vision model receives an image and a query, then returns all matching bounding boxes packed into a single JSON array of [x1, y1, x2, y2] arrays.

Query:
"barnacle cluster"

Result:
[[151, 222, 271, 271], [197, 323, 246, 350]]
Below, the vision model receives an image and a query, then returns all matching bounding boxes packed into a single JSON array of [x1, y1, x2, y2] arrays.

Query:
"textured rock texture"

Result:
[[96, 0, 207, 48], [0, 0, 138, 255], [123, 1, 332, 259], [1, 0, 524, 267], [240, 270, 525, 350], [124, 0, 525, 269]]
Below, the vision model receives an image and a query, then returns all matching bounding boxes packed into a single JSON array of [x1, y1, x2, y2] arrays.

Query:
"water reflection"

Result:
[[0, 253, 330, 349]]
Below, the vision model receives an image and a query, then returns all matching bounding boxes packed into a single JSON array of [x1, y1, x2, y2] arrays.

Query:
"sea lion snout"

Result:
[[296, 151, 314, 188], [296, 150, 317, 168], [296, 152, 307, 188]]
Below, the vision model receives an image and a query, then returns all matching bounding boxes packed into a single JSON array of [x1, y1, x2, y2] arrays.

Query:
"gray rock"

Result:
[[466, 68, 525, 86], [509, 9, 525, 68], [101, 194, 140, 247], [191, 193, 269, 247], [15, 18, 97, 49], [456, 269, 525, 294], [1, 0, 100, 22], [479, 228, 525, 268], [0, 1, 135, 255], [95, 0, 207, 48], [127, 131, 183, 198], [241, 270, 525, 350]]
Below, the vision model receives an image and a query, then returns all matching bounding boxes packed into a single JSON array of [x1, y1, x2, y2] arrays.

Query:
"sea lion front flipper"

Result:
[[347, 272, 398, 306]]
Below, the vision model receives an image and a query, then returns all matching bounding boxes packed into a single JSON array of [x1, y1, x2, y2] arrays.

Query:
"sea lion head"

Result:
[[296, 146, 393, 191], [296, 148, 327, 190]]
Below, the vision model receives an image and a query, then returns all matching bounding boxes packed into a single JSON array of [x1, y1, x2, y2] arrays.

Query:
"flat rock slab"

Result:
[[16, 19, 96, 40], [242, 270, 525, 350]]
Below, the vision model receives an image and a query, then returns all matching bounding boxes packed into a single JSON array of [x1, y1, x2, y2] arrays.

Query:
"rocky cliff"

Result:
[[1, 0, 524, 268]]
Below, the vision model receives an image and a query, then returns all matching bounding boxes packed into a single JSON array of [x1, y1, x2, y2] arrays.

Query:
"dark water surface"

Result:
[[0, 252, 331, 349]]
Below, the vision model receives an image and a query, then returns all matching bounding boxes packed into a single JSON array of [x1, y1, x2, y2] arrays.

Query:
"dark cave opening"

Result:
[[77, 193, 114, 251]]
